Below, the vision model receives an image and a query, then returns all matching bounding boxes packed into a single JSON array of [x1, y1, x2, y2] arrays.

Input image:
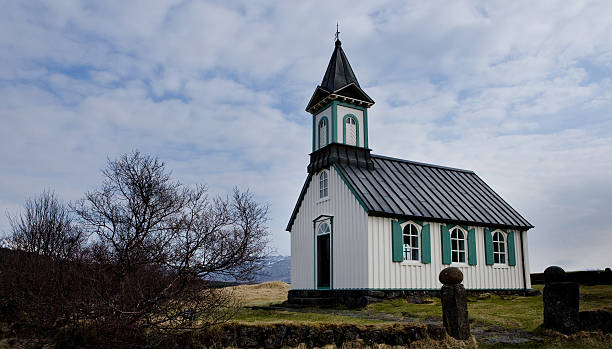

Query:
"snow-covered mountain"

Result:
[[254, 255, 290, 283]]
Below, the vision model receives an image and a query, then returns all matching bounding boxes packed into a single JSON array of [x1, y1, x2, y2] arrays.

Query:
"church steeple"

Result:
[[307, 34, 375, 158], [305, 37, 374, 114]]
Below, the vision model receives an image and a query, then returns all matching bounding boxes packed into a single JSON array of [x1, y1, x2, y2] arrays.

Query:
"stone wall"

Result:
[[288, 288, 537, 307], [165, 323, 448, 348]]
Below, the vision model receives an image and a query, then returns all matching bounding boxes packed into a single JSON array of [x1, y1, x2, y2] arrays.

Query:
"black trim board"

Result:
[[286, 173, 313, 231]]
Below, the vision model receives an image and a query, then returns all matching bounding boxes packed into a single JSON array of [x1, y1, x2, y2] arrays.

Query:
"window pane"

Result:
[[412, 249, 418, 261], [452, 251, 458, 262], [411, 236, 418, 247], [451, 239, 457, 250], [459, 239, 465, 250], [451, 230, 457, 239], [501, 255, 505, 263], [500, 243, 505, 253], [494, 242, 499, 253], [459, 252, 465, 263], [404, 235, 410, 244]]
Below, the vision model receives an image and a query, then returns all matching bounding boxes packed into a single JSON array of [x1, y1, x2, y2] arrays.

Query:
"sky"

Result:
[[1, 1, 611, 273]]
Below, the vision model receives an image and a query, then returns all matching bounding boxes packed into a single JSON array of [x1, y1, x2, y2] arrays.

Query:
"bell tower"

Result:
[[306, 33, 375, 173]]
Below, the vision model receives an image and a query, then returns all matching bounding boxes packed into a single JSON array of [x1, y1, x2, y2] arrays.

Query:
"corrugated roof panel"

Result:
[[374, 160, 429, 217], [384, 160, 444, 218], [344, 155, 533, 229]]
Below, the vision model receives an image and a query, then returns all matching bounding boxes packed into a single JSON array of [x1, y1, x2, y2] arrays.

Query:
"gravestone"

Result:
[[439, 267, 470, 340], [543, 266, 579, 334]]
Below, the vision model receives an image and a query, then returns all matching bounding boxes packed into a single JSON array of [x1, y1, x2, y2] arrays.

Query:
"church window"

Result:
[[450, 228, 466, 263], [493, 231, 506, 264], [402, 223, 419, 261], [345, 116, 357, 146], [317, 221, 331, 235], [319, 118, 328, 149], [319, 170, 328, 199]]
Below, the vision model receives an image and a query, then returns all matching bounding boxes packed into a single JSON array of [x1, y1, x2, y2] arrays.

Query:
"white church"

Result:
[[286, 37, 533, 304]]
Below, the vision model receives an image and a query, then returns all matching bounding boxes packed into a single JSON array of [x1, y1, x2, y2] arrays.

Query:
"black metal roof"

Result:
[[305, 40, 374, 113], [321, 40, 360, 91], [286, 154, 533, 231]]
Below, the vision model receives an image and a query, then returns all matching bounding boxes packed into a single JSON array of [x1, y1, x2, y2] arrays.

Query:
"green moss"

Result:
[[232, 309, 382, 325]]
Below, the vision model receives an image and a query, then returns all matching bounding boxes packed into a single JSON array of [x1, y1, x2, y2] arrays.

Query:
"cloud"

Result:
[[1, 1, 612, 273]]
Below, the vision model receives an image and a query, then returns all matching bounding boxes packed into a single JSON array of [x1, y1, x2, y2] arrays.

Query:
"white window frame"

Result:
[[319, 118, 328, 149], [492, 230, 508, 267], [450, 226, 468, 265], [317, 221, 331, 236], [345, 116, 357, 146], [319, 170, 329, 200], [400, 221, 421, 264]]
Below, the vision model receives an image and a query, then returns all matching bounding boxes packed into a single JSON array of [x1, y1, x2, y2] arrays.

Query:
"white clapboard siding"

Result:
[[367, 217, 529, 290], [290, 166, 369, 289]]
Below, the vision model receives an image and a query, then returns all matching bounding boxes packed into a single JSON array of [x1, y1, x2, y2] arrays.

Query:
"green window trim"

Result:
[[342, 113, 360, 147], [392, 220, 403, 262], [363, 108, 368, 148], [421, 224, 431, 264], [507, 231, 516, 266], [331, 101, 338, 143], [484, 228, 494, 265], [312, 115, 315, 152], [313, 216, 334, 290], [467, 228, 477, 266], [441, 224, 451, 265], [318, 116, 329, 149]]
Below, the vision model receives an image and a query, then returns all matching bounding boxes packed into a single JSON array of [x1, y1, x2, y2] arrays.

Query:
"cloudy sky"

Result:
[[1, 1, 611, 273]]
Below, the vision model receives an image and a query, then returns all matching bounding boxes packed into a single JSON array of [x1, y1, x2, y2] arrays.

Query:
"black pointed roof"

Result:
[[321, 40, 360, 91], [306, 40, 374, 113]]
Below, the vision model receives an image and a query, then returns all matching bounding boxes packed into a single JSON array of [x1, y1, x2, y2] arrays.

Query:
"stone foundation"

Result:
[[288, 288, 538, 307]]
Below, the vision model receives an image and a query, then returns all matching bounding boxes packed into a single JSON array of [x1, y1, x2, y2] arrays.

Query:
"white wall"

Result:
[[367, 217, 530, 290], [290, 166, 369, 289], [336, 105, 364, 146]]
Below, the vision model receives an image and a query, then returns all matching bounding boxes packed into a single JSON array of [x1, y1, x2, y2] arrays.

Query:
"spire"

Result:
[[320, 29, 360, 91], [305, 30, 374, 113]]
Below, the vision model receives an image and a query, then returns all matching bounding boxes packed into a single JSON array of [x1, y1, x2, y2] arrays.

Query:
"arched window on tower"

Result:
[[319, 118, 328, 149], [345, 116, 357, 146]]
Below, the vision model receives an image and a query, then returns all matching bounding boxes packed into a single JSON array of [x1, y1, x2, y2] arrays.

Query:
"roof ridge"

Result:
[[371, 154, 475, 174]]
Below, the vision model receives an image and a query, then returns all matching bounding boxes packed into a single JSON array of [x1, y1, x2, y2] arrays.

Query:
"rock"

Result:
[[579, 310, 612, 333], [477, 293, 491, 300], [441, 284, 470, 340], [543, 281, 579, 334], [439, 267, 463, 285], [544, 266, 566, 284]]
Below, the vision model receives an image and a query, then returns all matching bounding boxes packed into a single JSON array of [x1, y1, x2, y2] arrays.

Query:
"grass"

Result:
[[229, 282, 612, 348]]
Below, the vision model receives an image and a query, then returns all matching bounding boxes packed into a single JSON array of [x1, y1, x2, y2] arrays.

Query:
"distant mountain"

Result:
[[254, 255, 290, 283]]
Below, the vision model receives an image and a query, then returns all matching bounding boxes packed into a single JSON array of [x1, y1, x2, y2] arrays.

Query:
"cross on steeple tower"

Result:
[[335, 23, 340, 42]]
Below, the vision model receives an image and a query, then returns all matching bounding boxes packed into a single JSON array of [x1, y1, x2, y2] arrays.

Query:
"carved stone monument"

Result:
[[439, 267, 470, 340], [543, 266, 579, 334]]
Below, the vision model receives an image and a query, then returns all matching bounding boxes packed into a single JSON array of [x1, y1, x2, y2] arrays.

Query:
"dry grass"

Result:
[[228, 281, 290, 307]]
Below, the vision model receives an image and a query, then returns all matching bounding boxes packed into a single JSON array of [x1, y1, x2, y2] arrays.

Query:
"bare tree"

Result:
[[1, 191, 85, 324], [8, 190, 83, 260], [73, 150, 270, 335]]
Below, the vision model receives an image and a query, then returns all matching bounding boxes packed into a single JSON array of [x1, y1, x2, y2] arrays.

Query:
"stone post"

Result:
[[542, 266, 579, 334], [439, 267, 470, 340]]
